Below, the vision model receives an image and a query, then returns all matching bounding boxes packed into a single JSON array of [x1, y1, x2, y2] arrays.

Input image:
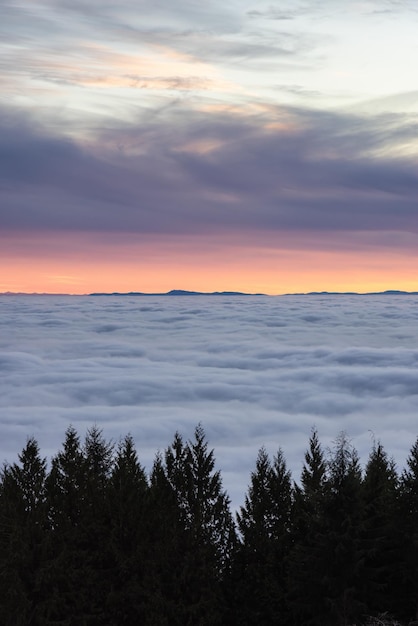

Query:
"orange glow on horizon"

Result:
[[3, 233, 418, 295]]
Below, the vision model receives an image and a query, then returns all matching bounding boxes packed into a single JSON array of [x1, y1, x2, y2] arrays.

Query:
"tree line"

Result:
[[1, 423, 418, 626]]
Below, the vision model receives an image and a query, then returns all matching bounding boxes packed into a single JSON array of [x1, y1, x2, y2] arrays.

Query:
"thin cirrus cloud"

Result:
[[1, 294, 418, 509]]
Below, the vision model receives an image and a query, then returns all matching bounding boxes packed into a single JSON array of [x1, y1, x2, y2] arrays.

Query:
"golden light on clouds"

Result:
[[66, 41, 238, 95]]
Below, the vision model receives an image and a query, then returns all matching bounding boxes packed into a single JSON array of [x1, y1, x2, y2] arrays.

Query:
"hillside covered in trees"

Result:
[[1, 424, 418, 626]]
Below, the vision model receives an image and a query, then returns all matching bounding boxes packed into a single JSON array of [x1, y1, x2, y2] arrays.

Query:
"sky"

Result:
[[2, 294, 418, 510], [1, 0, 418, 294]]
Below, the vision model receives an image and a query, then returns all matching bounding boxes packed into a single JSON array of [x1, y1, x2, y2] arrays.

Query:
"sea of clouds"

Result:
[[1, 294, 418, 509]]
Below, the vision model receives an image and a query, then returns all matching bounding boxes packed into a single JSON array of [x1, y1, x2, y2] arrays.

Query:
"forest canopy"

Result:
[[1, 424, 418, 626]]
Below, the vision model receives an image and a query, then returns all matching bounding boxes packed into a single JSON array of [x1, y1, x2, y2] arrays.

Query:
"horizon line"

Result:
[[2, 288, 418, 297]]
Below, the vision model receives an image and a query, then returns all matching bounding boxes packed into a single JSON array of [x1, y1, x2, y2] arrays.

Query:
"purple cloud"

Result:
[[1, 104, 417, 248]]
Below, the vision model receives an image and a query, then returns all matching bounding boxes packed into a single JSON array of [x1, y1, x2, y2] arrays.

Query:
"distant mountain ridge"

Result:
[[89, 289, 266, 296], [90, 289, 418, 296], [283, 290, 418, 296], [2, 289, 418, 297]]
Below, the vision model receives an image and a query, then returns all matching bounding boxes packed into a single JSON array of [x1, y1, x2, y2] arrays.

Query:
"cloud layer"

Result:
[[1, 294, 418, 509], [1, 103, 417, 235]]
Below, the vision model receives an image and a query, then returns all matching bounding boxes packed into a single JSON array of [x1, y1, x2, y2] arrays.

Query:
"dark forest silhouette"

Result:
[[1, 424, 417, 625]]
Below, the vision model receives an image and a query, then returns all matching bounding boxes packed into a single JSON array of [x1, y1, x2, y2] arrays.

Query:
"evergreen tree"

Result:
[[361, 440, 399, 618], [83, 424, 114, 493], [47, 424, 85, 529], [0, 437, 48, 625], [142, 425, 236, 625], [106, 434, 149, 623], [235, 446, 293, 625], [183, 424, 236, 576], [163, 424, 236, 625], [44, 425, 115, 625], [300, 427, 328, 498], [109, 434, 148, 552], [145, 451, 187, 625], [288, 427, 328, 626], [41, 425, 87, 624], [321, 432, 364, 626], [38, 424, 116, 625], [397, 436, 418, 622], [79, 426, 114, 624]]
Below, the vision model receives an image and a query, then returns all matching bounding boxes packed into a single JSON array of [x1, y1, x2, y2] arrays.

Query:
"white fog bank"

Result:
[[1, 294, 417, 509]]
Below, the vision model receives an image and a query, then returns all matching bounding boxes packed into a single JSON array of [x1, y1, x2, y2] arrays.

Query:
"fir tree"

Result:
[[145, 451, 187, 625], [44, 425, 115, 624], [41, 425, 87, 624], [79, 426, 115, 623], [106, 434, 149, 623], [163, 424, 236, 625], [109, 434, 148, 553], [0, 438, 48, 625], [235, 446, 293, 625], [321, 432, 364, 626], [183, 424, 236, 575], [288, 427, 328, 626], [47, 425, 85, 529], [397, 436, 418, 622], [361, 440, 399, 617]]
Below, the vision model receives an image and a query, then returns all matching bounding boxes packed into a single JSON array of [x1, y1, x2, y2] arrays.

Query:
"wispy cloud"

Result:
[[1, 102, 417, 248]]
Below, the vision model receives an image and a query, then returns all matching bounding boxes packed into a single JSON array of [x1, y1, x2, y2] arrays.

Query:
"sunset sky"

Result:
[[2, 0, 418, 294]]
